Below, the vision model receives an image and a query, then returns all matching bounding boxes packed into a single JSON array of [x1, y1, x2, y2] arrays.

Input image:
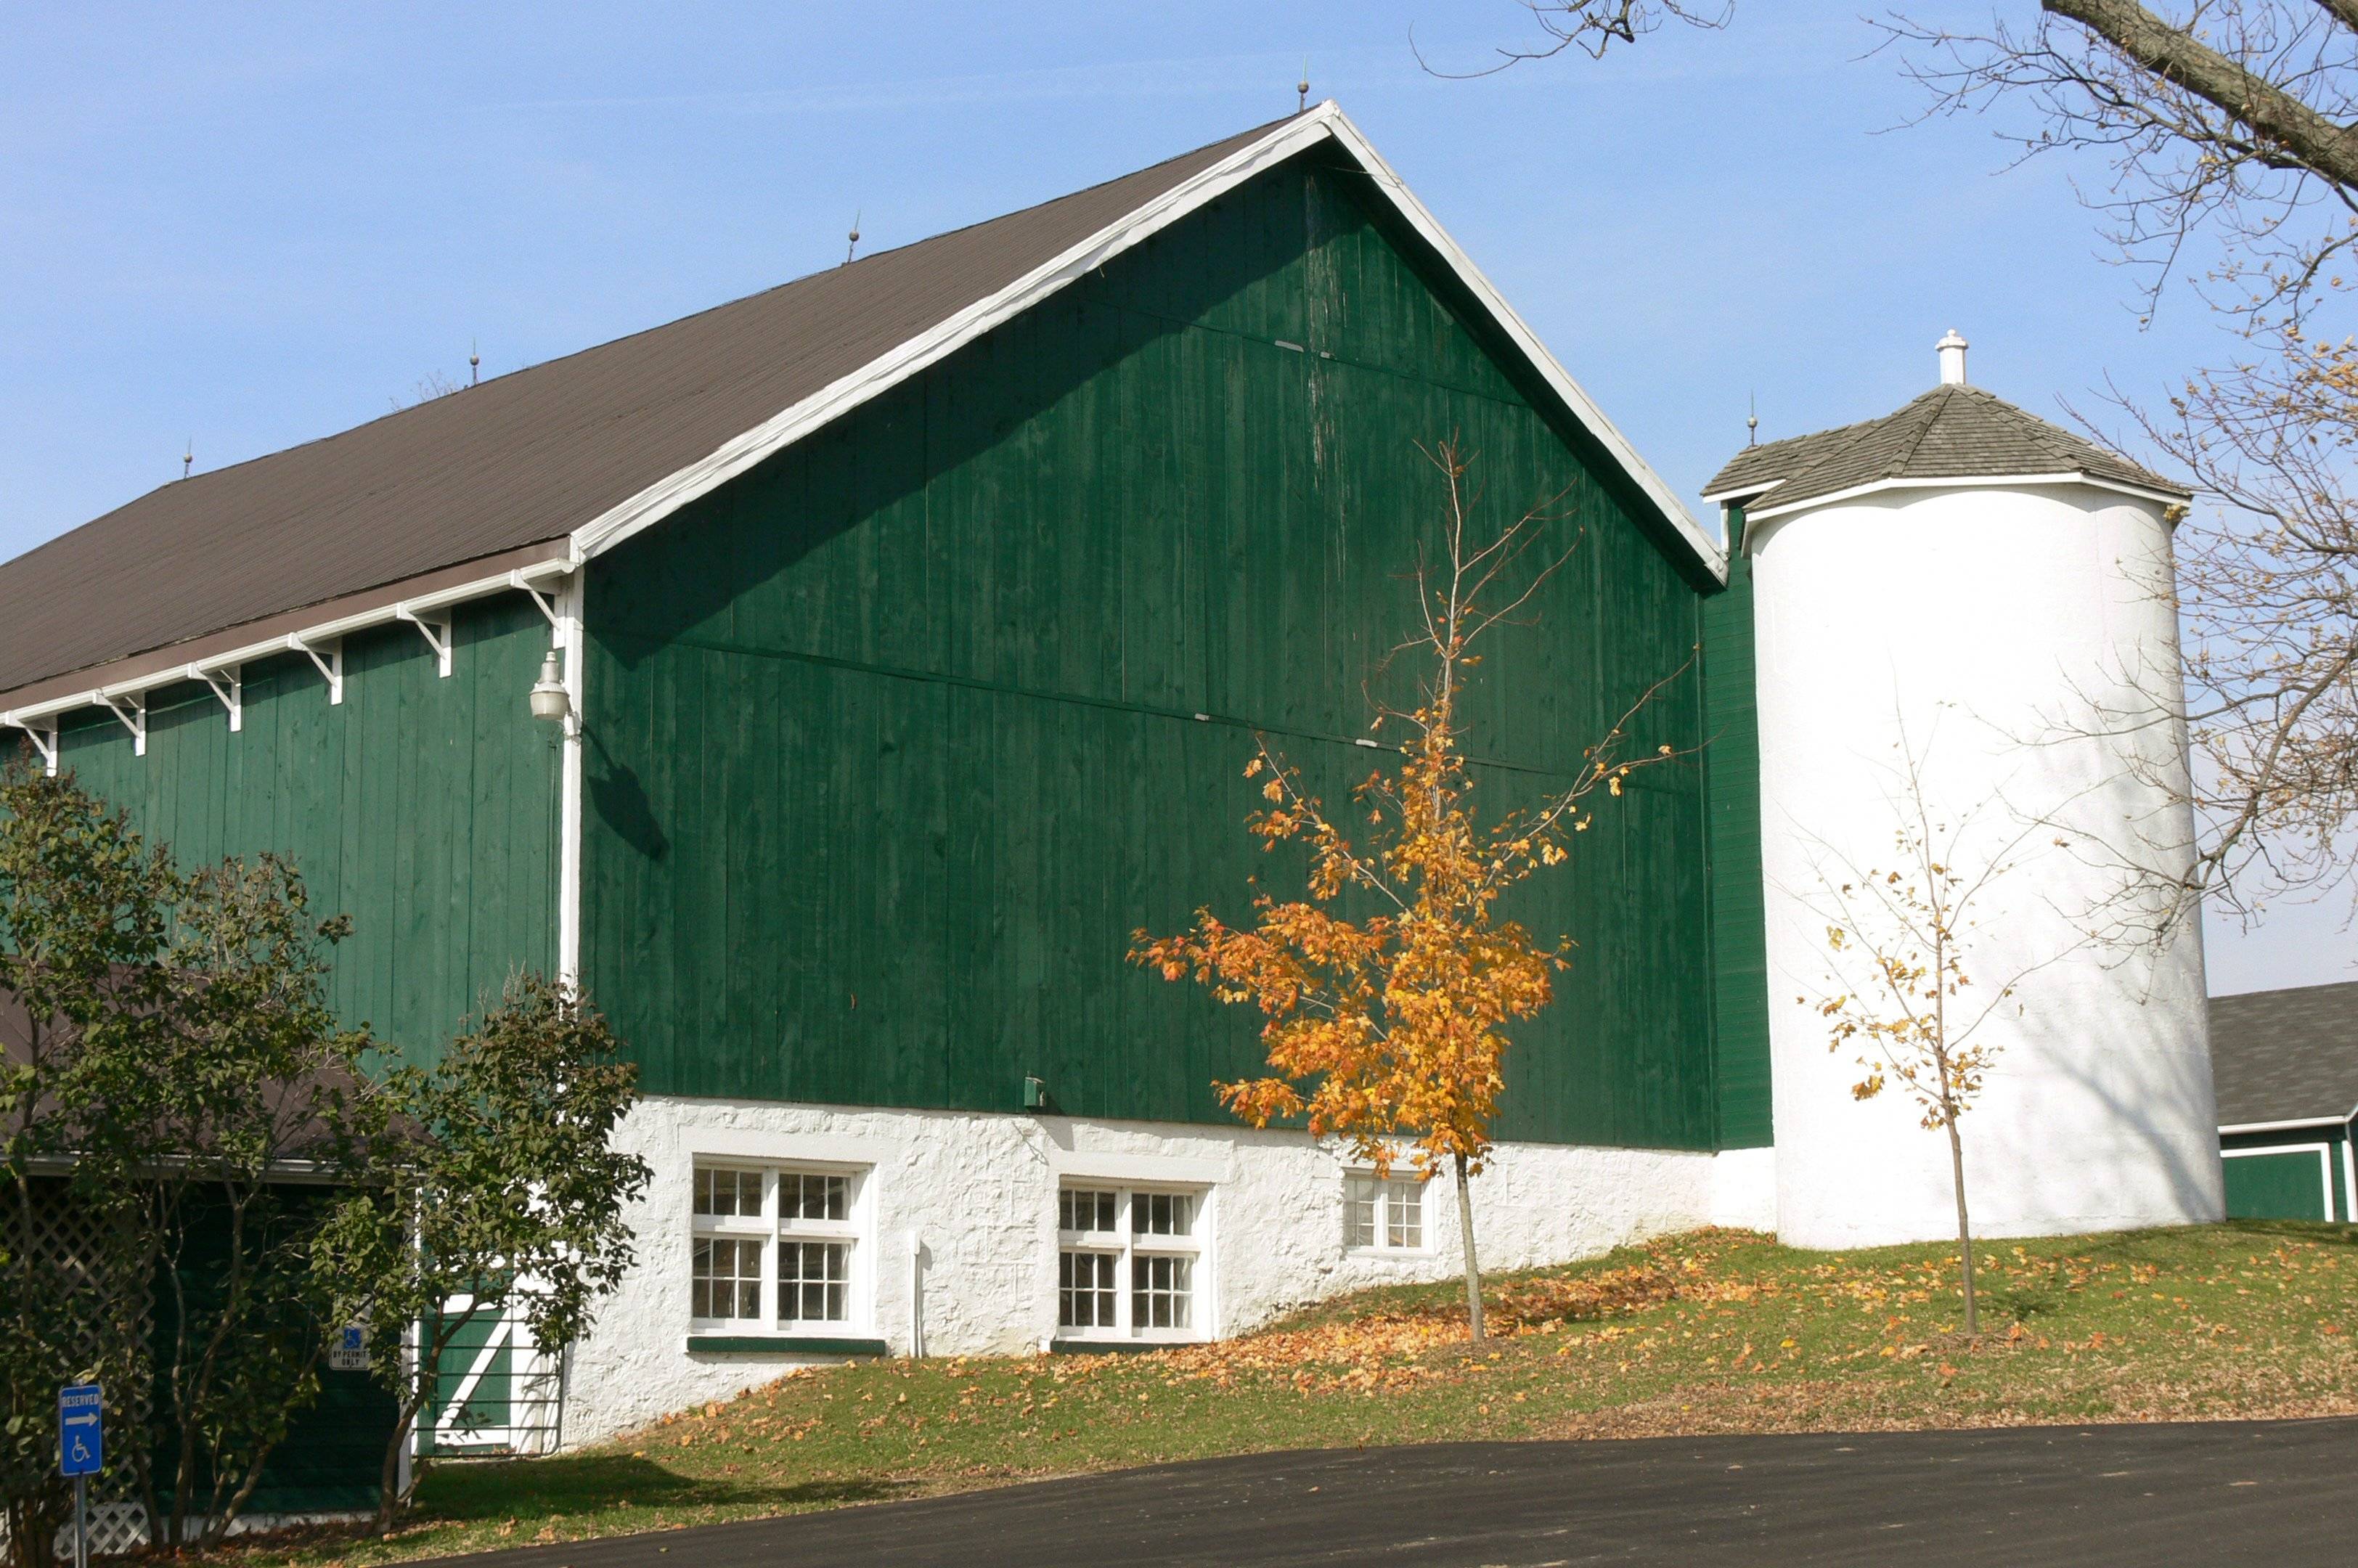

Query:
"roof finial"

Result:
[[469, 338, 481, 388], [1747, 391, 1758, 448], [1937, 328, 1969, 386], [181, 438, 193, 481], [845, 209, 862, 267], [1299, 59, 1310, 113]]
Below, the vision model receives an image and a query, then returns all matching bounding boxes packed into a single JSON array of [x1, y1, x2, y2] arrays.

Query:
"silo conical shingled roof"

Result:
[[1703, 383, 2189, 517]]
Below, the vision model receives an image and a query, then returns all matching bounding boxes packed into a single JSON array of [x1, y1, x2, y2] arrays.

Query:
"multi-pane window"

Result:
[[1133, 1254, 1191, 1328], [1133, 1192, 1192, 1237], [1058, 1249, 1117, 1328], [779, 1240, 849, 1323], [696, 1167, 762, 1219], [1344, 1172, 1427, 1252], [1056, 1184, 1204, 1341], [688, 1162, 866, 1333], [1060, 1188, 1117, 1234], [692, 1237, 762, 1320], [783, 1172, 849, 1222]]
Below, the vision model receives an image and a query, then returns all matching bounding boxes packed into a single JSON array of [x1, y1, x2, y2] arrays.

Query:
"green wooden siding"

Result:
[[250, 1362, 391, 1514], [1700, 504, 1773, 1148], [583, 151, 1729, 1150], [147, 1188, 396, 1515], [52, 595, 559, 1058]]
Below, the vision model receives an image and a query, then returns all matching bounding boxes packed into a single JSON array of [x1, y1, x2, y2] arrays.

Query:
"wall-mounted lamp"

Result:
[[528, 650, 571, 724]]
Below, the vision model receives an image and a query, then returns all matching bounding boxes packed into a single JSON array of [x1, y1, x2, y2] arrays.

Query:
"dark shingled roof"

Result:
[[1703, 383, 2189, 514], [0, 113, 1301, 701], [2208, 981, 2358, 1127], [0, 981, 409, 1156]]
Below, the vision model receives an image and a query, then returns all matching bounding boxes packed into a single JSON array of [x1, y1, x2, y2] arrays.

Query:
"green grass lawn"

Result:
[[227, 1222, 2358, 1565]]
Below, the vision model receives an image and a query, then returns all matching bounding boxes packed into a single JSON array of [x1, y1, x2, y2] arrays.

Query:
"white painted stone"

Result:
[[561, 1094, 1738, 1444], [1748, 480, 2223, 1249], [1707, 1145, 1777, 1232]]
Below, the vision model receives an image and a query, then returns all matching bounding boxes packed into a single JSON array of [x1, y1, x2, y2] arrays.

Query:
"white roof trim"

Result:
[[568, 102, 1723, 581], [1313, 113, 1721, 576], [1744, 470, 2190, 522], [2219, 1110, 2358, 1136], [1697, 478, 1782, 505], [0, 558, 574, 728]]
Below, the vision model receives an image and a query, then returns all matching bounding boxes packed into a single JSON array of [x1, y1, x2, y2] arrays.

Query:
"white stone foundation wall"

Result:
[[562, 1095, 1764, 1445], [1707, 1146, 1778, 1233]]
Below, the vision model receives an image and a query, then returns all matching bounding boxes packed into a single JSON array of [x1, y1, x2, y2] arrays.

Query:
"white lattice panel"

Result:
[[17, 1185, 155, 1553]]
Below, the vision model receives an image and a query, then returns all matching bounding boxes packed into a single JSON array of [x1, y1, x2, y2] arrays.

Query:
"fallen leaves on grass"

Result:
[[203, 1223, 2358, 1568]]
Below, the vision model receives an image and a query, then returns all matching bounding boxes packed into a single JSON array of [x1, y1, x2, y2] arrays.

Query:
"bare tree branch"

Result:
[[2050, 0, 2358, 185], [1416, 0, 1731, 78], [1884, 3, 2358, 323], [2082, 343, 2358, 918]]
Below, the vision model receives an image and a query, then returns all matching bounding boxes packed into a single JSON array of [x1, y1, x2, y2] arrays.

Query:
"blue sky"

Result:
[[0, 2, 2342, 991]]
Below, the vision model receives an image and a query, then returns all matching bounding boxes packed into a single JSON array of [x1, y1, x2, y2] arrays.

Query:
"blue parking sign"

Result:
[[58, 1384, 101, 1477]]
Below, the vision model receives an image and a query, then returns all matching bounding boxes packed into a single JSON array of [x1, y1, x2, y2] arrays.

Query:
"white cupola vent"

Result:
[[1936, 328, 1969, 386]]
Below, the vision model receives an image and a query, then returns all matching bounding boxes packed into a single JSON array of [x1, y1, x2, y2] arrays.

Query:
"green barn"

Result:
[[0, 105, 1776, 1447]]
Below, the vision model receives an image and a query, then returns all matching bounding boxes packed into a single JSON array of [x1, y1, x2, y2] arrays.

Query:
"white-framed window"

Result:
[[690, 1161, 868, 1334], [1056, 1183, 1205, 1342], [1344, 1171, 1428, 1253]]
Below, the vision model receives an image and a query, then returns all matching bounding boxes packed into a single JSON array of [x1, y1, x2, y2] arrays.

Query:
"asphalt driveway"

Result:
[[415, 1417, 2356, 1567]]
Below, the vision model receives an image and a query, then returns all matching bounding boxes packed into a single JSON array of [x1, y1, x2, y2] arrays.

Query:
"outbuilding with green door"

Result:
[[2211, 982, 2357, 1223]]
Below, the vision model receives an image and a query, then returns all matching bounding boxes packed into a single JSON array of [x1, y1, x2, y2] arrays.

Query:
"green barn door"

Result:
[[422, 1295, 563, 1455], [2222, 1149, 2333, 1221]]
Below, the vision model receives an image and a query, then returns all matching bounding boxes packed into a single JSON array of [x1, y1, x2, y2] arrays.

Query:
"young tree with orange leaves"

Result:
[[1134, 443, 1686, 1343]]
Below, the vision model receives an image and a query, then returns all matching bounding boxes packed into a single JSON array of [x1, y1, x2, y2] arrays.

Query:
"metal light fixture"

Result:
[[528, 650, 570, 723]]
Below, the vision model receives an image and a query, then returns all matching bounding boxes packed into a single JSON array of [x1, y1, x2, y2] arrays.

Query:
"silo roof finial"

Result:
[[1937, 328, 1969, 386]]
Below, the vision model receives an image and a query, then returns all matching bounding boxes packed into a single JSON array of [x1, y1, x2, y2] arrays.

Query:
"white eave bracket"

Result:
[[2, 714, 59, 776], [191, 663, 242, 732], [99, 693, 146, 756], [287, 634, 343, 704], [396, 606, 453, 677], [0, 554, 578, 743], [509, 570, 563, 631]]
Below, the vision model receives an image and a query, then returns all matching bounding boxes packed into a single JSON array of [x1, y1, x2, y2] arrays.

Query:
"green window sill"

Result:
[[684, 1334, 890, 1357], [1048, 1339, 1176, 1356]]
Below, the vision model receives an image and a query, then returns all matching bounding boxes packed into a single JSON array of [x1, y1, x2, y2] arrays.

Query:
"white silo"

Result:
[[1705, 332, 2224, 1249]]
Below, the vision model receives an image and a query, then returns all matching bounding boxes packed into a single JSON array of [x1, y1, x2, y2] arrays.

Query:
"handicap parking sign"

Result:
[[58, 1384, 101, 1477], [328, 1324, 368, 1372]]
